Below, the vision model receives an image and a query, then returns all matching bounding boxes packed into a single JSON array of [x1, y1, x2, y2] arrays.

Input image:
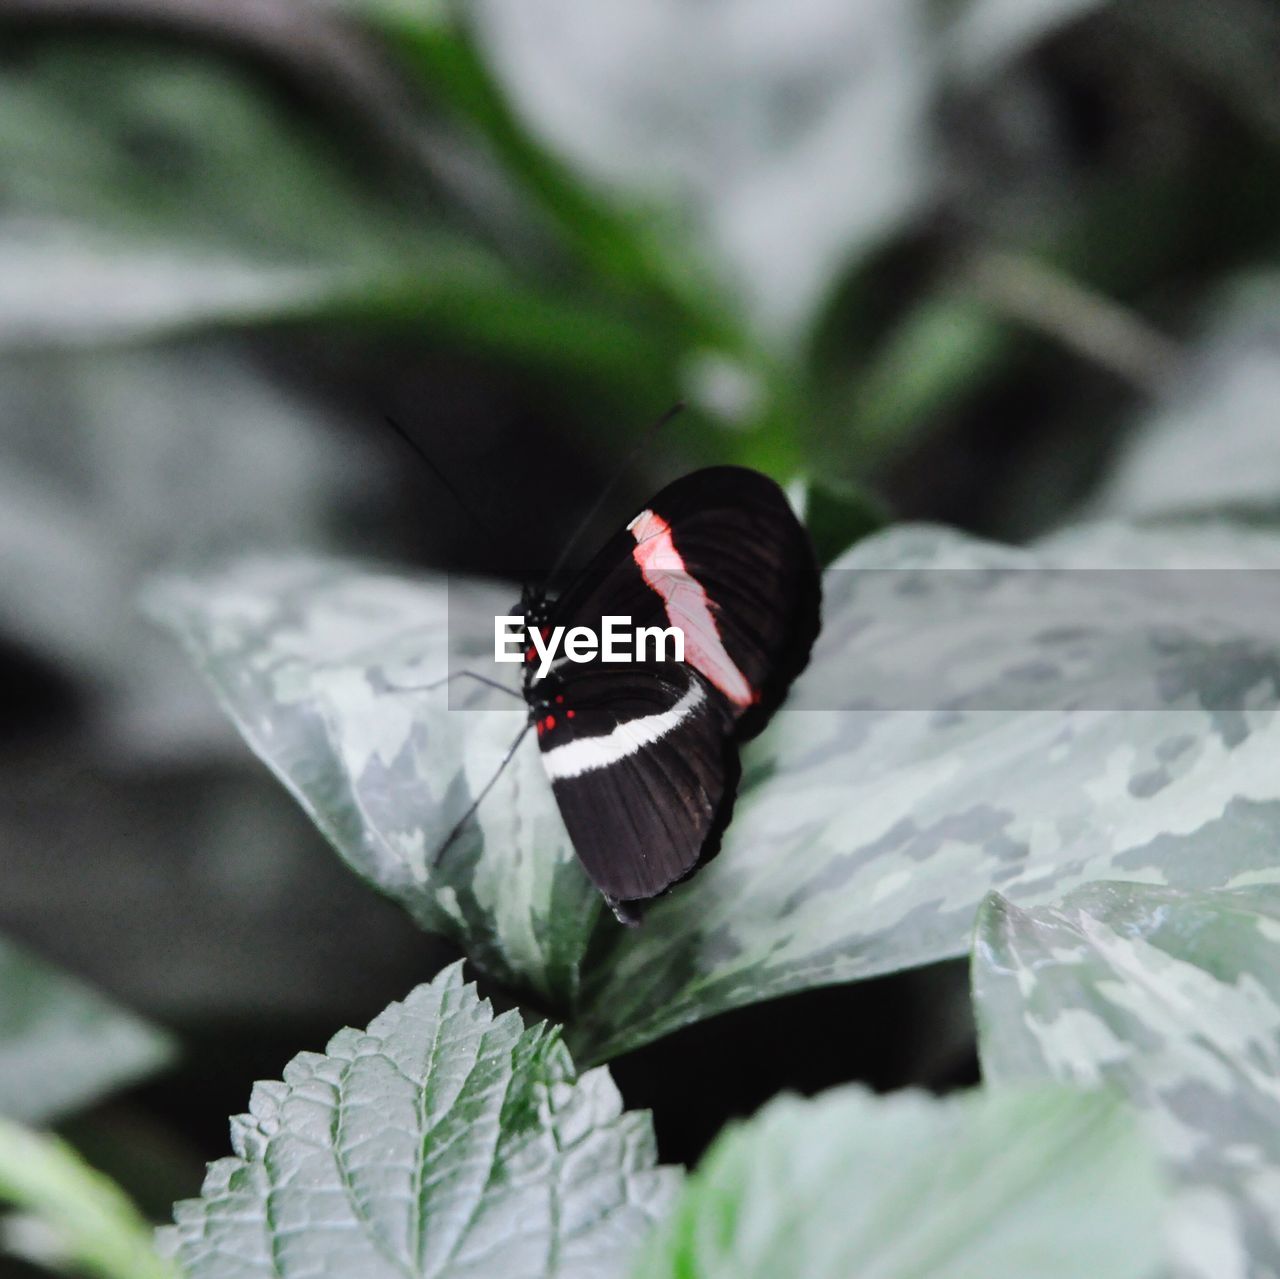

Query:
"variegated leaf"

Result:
[[577, 521, 1280, 1059], [150, 520, 1280, 1060], [973, 882, 1280, 1279], [162, 962, 677, 1279], [634, 1083, 1163, 1279], [144, 558, 595, 1009]]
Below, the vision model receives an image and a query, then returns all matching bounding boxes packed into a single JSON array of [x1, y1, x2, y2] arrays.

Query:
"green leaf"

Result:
[[0, 1117, 176, 1279], [143, 558, 597, 1010], [147, 514, 1280, 1065], [793, 474, 891, 568], [0, 36, 406, 338], [0, 36, 665, 385], [1089, 276, 1280, 523], [634, 1084, 1163, 1279], [350, 5, 763, 404], [0, 935, 173, 1125], [841, 295, 1011, 466], [162, 962, 678, 1279], [464, 0, 933, 342], [378, 10, 708, 311], [973, 882, 1280, 1278], [577, 519, 1280, 1059], [151, 518, 1280, 1060]]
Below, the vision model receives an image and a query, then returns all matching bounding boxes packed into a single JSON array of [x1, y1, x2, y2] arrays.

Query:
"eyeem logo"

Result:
[[495, 615, 684, 677]]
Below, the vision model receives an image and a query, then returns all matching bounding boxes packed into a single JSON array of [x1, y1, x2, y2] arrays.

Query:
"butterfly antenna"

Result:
[[383, 414, 498, 555], [543, 402, 685, 590]]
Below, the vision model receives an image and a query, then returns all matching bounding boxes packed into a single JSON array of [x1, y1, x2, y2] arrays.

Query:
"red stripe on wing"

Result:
[[628, 509, 754, 709]]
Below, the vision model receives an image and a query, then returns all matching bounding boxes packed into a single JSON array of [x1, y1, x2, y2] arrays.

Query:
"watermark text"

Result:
[[495, 615, 684, 677]]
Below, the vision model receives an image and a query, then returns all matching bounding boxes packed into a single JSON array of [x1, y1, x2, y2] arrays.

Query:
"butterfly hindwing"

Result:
[[532, 662, 740, 908]]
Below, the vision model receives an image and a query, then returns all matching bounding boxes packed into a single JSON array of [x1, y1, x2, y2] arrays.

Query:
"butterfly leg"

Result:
[[430, 721, 532, 869], [386, 670, 522, 700], [606, 897, 644, 927]]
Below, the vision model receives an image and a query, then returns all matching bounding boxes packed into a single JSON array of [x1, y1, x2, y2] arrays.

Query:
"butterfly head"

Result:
[[516, 580, 553, 632], [515, 582, 558, 704]]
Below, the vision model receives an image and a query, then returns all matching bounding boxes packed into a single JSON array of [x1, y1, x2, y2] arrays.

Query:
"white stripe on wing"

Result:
[[540, 680, 705, 780]]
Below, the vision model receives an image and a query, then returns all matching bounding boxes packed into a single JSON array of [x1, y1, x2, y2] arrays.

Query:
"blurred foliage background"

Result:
[[4, 0, 1280, 1255]]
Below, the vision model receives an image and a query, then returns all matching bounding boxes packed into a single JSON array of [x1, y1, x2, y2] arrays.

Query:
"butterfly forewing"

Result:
[[549, 466, 820, 738]]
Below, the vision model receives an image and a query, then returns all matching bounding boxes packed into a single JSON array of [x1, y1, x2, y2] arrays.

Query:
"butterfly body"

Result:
[[509, 465, 821, 923]]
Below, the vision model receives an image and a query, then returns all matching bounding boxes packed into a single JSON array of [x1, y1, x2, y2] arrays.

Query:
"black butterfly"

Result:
[[512, 465, 821, 923]]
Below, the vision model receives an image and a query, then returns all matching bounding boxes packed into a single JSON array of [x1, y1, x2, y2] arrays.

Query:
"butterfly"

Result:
[[512, 465, 821, 923]]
